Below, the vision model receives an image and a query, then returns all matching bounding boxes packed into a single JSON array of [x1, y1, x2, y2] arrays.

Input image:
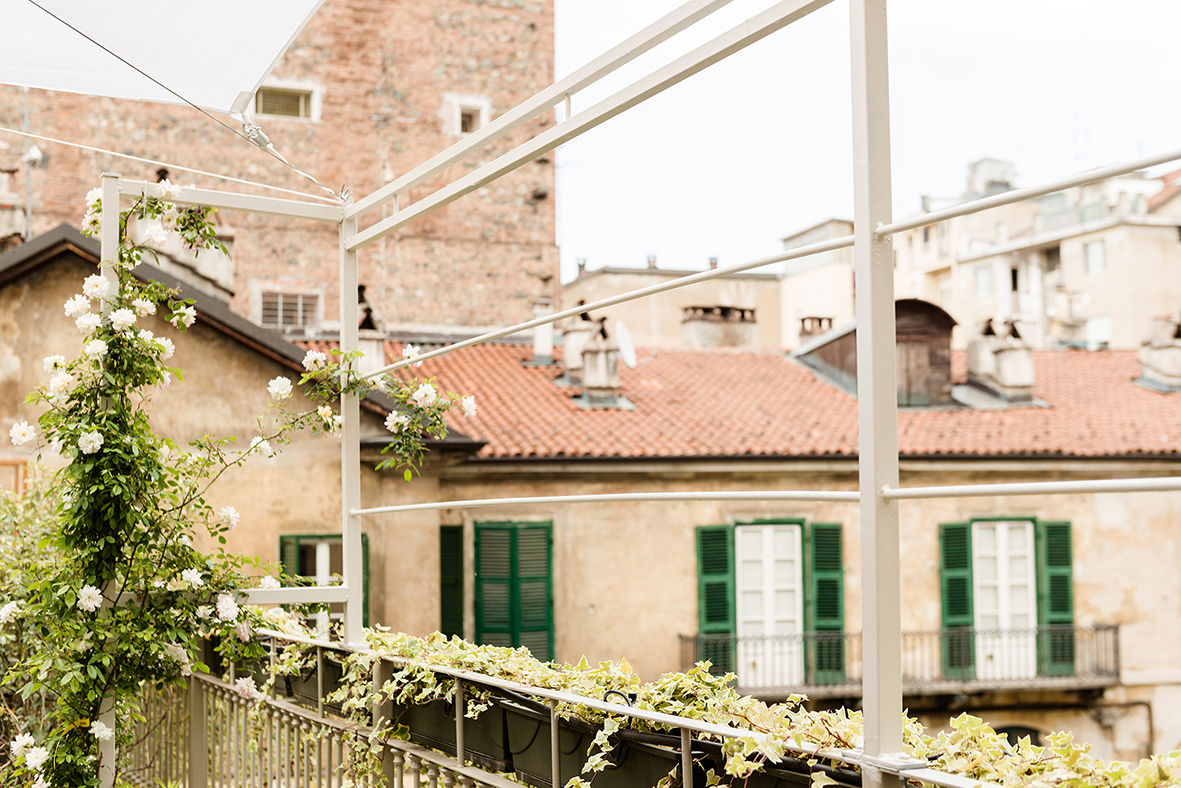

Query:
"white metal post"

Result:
[[339, 215, 364, 645], [848, 1, 908, 784], [97, 172, 120, 788]]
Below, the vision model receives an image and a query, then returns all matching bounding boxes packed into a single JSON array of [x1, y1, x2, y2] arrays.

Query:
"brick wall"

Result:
[[0, 0, 558, 332]]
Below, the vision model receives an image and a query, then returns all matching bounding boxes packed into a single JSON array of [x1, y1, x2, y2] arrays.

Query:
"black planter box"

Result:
[[284, 651, 347, 716], [503, 701, 703, 788], [394, 697, 513, 774]]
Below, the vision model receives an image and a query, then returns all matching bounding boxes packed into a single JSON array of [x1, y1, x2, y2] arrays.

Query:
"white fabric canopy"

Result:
[[1, 0, 323, 114]]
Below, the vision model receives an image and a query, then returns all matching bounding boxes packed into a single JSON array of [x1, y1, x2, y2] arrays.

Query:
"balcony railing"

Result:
[[680, 625, 1120, 698]]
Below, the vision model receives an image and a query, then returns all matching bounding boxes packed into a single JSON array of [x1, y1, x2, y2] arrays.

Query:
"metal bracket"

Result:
[[860, 752, 930, 774]]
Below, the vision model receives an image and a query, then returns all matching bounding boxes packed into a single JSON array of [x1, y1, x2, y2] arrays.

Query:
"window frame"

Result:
[[253, 80, 323, 122], [260, 290, 321, 332], [278, 533, 369, 627]]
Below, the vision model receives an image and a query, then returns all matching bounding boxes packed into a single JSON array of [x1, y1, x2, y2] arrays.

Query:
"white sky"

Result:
[[553, 0, 1181, 281]]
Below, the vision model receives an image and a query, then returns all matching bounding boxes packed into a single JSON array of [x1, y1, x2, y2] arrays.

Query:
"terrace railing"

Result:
[[680, 625, 1120, 698]]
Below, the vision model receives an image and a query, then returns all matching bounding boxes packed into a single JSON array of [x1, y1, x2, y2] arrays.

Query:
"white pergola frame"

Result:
[[93, 1, 1181, 785]]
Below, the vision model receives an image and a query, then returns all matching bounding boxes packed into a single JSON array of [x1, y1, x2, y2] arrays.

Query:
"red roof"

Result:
[[304, 342, 1181, 460], [1148, 168, 1181, 212]]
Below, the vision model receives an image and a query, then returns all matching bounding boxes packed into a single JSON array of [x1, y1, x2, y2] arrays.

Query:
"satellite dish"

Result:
[[616, 321, 637, 368]]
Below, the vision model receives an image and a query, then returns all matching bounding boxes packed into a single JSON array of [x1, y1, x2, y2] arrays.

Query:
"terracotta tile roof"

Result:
[[1148, 168, 1181, 212], [303, 341, 1181, 460]]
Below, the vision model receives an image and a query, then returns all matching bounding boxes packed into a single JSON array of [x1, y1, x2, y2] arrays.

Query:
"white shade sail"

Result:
[[1, 0, 323, 114]]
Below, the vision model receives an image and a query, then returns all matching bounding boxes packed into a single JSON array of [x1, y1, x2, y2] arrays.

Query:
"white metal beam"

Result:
[[883, 476, 1181, 500], [876, 145, 1181, 237], [360, 233, 852, 379], [849, 1, 905, 784], [118, 180, 344, 222], [240, 585, 351, 605], [347, 0, 739, 218], [339, 215, 364, 645], [353, 490, 860, 518], [346, 0, 835, 251]]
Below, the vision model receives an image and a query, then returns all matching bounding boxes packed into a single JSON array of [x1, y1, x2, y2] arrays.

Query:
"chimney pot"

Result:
[[580, 333, 622, 407], [531, 297, 554, 365], [709, 256, 718, 269], [576, 257, 586, 276], [646, 254, 657, 269], [967, 325, 1034, 401], [1139, 316, 1181, 392]]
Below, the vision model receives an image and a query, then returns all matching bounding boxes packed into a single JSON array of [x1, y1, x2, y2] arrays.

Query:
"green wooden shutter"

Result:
[[474, 522, 553, 661], [439, 526, 464, 638], [279, 535, 299, 579], [807, 523, 845, 684], [695, 525, 734, 675], [1037, 520, 1074, 676], [939, 522, 975, 679]]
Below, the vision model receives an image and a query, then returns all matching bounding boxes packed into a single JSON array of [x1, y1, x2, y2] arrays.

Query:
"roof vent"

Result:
[[579, 332, 633, 410], [967, 318, 1034, 402], [1138, 316, 1181, 393], [558, 314, 597, 385], [527, 296, 554, 366], [681, 305, 757, 348]]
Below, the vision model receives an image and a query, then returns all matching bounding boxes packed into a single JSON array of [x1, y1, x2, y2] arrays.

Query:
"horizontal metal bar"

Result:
[[347, 0, 738, 218], [877, 145, 1181, 236], [240, 585, 351, 605], [353, 489, 860, 517], [882, 476, 1181, 500], [362, 233, 853, 378], [347, 0, 833, 251], [118, 180, 344, 222], [896, 767, 1002, 788]]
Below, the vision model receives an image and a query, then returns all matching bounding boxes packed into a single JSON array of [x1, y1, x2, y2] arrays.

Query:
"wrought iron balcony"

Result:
[[680, 625, 1120, 699]]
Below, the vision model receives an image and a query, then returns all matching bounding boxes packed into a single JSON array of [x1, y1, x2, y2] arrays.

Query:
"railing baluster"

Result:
[[393, 750, 405, 788]]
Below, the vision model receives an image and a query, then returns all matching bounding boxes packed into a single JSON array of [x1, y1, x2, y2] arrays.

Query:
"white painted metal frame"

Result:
[[90, 0, 1181, 785]]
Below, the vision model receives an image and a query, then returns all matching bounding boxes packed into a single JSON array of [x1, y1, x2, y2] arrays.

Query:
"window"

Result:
[[974, 264, 994, 299], [261, 291, 319, 331], [255, 87, 313, 119], [939, 519, 1073, 681], [1084, 240, 1106, 275], [441, 93, 491, 137], [473, 521, 553, 660], [696, 521, 844, 686], [279, 534, 369, 635], [460, 108, 479, 134]]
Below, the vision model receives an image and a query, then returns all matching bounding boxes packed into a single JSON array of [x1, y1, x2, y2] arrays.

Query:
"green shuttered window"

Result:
[[938, 519, 1074, 679], [278, 533, 369, 627], [474, 522, 553, 661], [695, 521, 844, 681], [439, 526, 463, 638]]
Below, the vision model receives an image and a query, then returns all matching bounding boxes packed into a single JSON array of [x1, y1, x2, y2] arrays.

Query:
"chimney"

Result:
[[576, 257, 586, 277], [580, 332, 622, 407], [967, 318, 1034, 401], [646, 254, 657, 269], [1138, 316, 1181, 392], [681, 305, 757, 348], [560, 316, 596, 385], [357, 330, 387, 376], [531, 296, 554, 365], [708, 256, 718, 269]]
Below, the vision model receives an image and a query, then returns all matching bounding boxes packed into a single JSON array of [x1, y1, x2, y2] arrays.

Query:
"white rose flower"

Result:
[[75, 313, 102, 333], [42, 355, 66, 373], [316, 405, 333, 422], [411, 382, 437, 407], [164, 642, 189, 664], [89, 720, 114, 742], [384, 411, 409, 432], [158, 371, 173, 389], [267, 376, 293, 400], [195, 605, 213, 621], [64, 294, 90, 319], [155, 336, 175, 360], [161, 204, 180, 229], [234, 676, 259, 700], [257, 576, 281, 590], [24, 745, 49, 772], [402, 343, 424, 368], [371, 374, 389, 393], [157, 444, 171, 463], [331, 415, 344, 436], [180, 568, 203, 588], [139, 218, 169, 247], [302, 350, 327, 371], [48, 372, 73, 405], [10, 733, 34, 759], [216, 593, 239, 622], [249, 437, 275, 458], [132, 298, 156, 317], [84, 339, 107, 358], [235, 619, 253, 642], [82, 274, 111, 300], [461, 395, 477, 418], [32, 775, 48, 788], [9, 421, 35, 447], [158, 179, 182, 201], [78, 430, 104, 454], [77, 585, 103, 613], [170, 305, 197, 329], [218, 506, 241, 531], [0, 601, 20, 624], [85, 187, 103, 205], [109, 308, 136, 332]]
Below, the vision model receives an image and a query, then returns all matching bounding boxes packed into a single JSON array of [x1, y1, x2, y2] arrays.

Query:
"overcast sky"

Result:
[[552, 0, 1181, 281]]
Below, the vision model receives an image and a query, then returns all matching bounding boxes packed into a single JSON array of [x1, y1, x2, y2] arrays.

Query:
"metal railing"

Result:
[[681, 625, 1120, 698], [124, 629, 1004, 788]]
